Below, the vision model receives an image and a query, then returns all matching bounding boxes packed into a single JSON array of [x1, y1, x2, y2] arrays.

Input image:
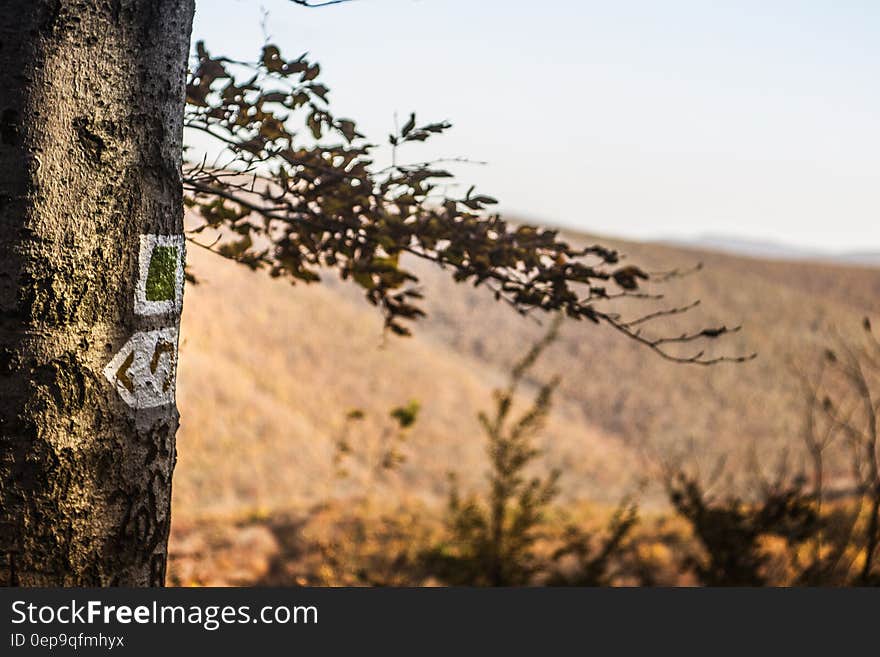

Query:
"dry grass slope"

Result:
[[172, 227, 879, 523], [173, 245, 632, 522]]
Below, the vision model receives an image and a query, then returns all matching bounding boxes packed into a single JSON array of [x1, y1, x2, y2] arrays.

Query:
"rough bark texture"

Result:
[[0, 0, 195, 586]]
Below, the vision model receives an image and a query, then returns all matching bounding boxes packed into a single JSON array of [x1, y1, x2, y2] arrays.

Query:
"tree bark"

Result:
[[0, 0, 195, 586]]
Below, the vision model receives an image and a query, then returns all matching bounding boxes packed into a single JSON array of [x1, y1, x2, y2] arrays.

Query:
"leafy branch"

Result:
[[182, 41, 753, 365]]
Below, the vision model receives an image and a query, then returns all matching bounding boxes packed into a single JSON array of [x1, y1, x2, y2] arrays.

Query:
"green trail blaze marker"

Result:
[[145, 245, 179, 301], [134, 234, 185, 316]]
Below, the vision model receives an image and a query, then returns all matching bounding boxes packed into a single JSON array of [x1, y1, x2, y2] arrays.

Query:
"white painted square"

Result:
[[134, 234, 185, 316], [103, 327, 179, 409]]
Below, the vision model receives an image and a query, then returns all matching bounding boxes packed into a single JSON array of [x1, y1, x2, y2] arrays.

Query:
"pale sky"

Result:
[[192, 0, 879, 252]]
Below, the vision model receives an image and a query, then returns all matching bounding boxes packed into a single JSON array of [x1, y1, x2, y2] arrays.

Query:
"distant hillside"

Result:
[[173, 245, 634, 521], [665, 234, 880, 267], [172, 225, 879, 521]]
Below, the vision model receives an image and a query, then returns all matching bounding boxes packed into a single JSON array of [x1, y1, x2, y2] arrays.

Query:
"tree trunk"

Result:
[[0, 0, 195, 586]]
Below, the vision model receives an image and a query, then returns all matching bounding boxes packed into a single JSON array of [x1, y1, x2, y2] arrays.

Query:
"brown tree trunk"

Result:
[[0, 0, 195, 586]]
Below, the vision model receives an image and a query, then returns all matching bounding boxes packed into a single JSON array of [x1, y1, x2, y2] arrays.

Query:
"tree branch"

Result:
[[290, 0, 353, 7]]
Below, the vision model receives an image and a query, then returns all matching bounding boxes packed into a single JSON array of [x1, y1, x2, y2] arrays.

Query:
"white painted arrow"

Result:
[[103, 327, 179, 409]]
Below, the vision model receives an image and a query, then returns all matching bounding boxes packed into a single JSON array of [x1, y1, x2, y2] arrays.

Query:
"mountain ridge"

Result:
[[172, 222, 880, 520], [659, 233, 880, 267]]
